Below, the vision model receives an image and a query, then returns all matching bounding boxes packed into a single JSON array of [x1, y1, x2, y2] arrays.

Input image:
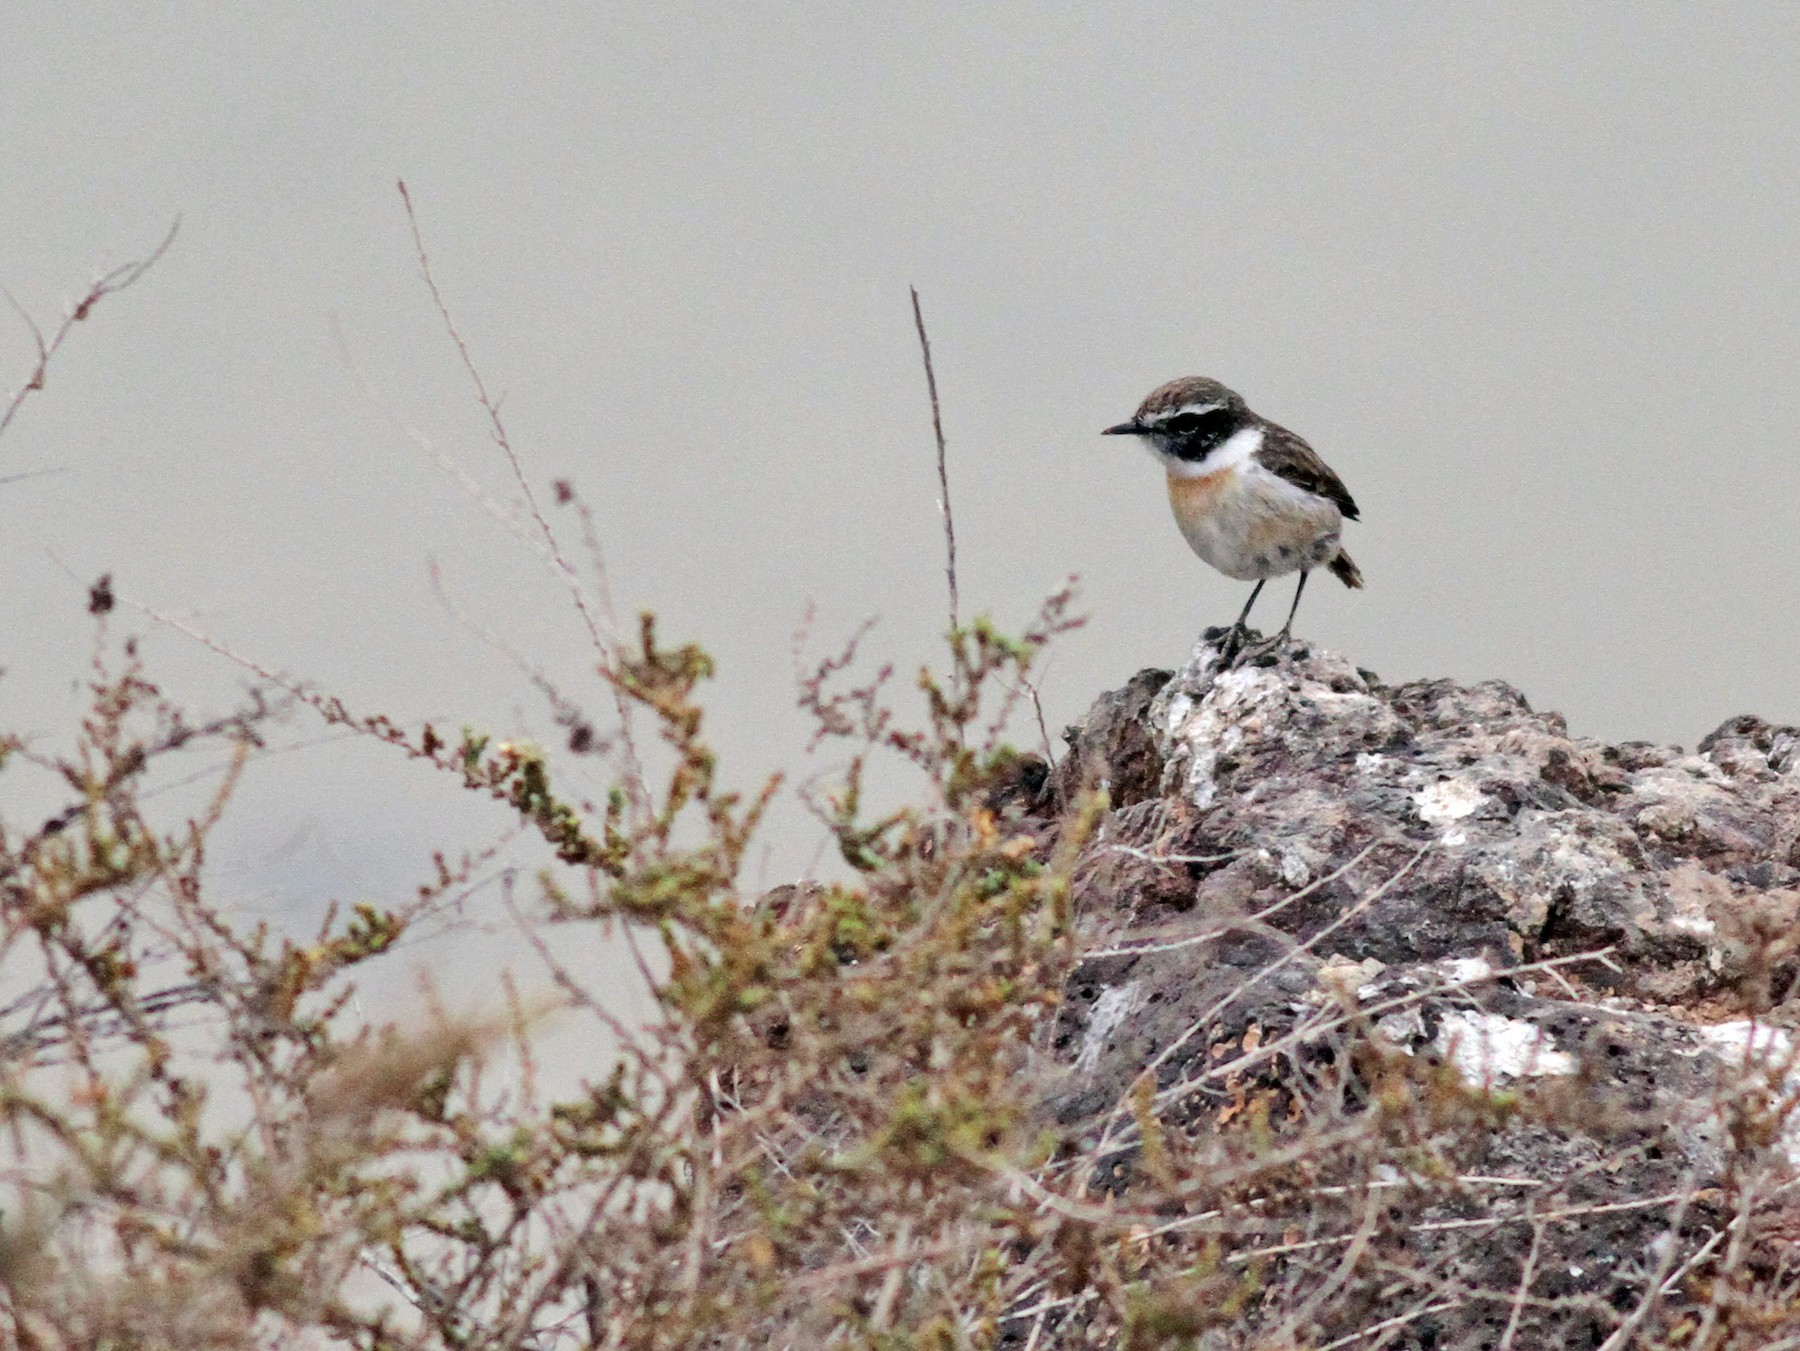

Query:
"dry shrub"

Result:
[[0, 563, 1103, 1348]]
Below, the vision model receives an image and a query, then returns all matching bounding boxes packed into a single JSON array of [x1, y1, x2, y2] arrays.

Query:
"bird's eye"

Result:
[[1167, 413, 1204, 435]]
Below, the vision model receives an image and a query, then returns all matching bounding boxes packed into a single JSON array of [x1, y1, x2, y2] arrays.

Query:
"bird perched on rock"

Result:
[[1104, 376, 1361, 657]]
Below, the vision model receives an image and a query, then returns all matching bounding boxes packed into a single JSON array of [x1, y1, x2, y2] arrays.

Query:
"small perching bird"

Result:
[[1104, 376, 1362, 656]]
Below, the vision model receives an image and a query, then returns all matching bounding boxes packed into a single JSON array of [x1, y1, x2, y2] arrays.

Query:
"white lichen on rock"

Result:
[[1433, 1010, 1578, 1085]]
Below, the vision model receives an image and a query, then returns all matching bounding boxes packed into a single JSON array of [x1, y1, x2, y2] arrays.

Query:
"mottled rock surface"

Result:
[[1026, 630, 1800, 1349]]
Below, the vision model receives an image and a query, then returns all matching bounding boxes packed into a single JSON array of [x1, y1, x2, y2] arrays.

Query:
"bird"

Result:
[[1103, 376, 1362, 658]]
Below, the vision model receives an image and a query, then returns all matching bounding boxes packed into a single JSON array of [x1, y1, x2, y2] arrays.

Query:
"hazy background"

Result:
[[3, 5, 1797, 999]]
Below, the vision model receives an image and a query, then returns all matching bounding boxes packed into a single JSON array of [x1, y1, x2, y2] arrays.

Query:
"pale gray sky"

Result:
[[4, 5, 1798, 946]]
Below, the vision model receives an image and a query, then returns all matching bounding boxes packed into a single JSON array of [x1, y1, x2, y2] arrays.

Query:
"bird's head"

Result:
[[1104, 376, 1247, 467]]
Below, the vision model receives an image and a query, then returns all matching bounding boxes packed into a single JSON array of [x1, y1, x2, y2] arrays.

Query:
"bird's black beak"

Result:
[[1102, 420, 1141, 437]]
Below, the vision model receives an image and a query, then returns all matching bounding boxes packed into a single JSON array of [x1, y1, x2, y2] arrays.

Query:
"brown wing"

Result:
[[1254, 421, 1359, 521]]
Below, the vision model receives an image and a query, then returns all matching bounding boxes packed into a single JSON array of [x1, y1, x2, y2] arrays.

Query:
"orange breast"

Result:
[[1165, 465, 1238, 533]]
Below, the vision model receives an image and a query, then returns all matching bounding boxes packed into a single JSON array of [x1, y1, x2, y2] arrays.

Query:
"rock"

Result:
[[1044, 665, 1171, 814], [1034, 632, 1800, 1348]]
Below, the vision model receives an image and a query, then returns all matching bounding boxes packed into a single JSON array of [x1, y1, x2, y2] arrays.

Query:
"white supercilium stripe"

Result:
[[1144, 400, 1224, 426]]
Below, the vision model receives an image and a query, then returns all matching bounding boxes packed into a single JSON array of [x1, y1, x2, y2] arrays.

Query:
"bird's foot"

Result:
[[1239, 626, 1299, 666], [1211, 624, 1255, 668]]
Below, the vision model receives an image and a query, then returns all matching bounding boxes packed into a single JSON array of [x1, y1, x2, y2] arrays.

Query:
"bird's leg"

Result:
[[1281, 572, 1310, 647], [1241, 572, 1311, 661], [1220, 579, 1266, 663], [1271, 571, 1309, 647]]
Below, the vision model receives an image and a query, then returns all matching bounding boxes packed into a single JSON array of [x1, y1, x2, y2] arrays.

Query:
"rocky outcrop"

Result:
[[1030, 630, 1800, 1349]]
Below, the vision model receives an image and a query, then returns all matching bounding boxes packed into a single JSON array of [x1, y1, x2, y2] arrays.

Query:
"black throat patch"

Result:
[[1163, 407, 1242, 464]]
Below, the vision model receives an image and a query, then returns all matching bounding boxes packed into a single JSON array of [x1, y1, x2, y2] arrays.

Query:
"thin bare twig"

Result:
[[1082, 840, 1381, 961], [394, 179, 648, 815], [0, 466, 68, 487], [1312, 1298, 1464, 1351], [396, 180, 619, 654], [1168, 944, 1617, 1106], [910, 287, 958, 634], [1, 219, 179, 443], [1594, 1173, 1699, 1351], [394, 181, 614, 657], [1497, 1219, 1546, 1351], [1229, 1188, 1701, 1266]]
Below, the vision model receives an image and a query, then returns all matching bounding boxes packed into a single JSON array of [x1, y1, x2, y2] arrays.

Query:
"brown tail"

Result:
[[1328, 549, 1363, 589]]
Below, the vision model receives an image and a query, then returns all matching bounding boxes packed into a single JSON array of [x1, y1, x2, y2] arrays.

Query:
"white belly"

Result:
[[1170, 466, 1343, 581]]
